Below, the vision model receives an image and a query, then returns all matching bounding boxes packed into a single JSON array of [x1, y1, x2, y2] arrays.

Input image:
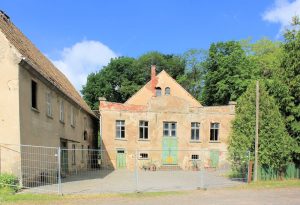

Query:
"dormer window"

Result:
[[155, 87, 162, 96], [165, 87, 170, 96]]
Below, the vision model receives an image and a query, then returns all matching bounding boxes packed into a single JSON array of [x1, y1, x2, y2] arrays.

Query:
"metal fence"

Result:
[[0, 144, 250, 194]]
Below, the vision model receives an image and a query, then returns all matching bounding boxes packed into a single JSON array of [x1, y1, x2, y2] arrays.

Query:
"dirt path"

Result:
[[8, 187, 300, 205]]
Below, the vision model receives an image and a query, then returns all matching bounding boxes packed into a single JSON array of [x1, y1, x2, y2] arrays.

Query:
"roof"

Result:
[[0, 11, 96, 118]]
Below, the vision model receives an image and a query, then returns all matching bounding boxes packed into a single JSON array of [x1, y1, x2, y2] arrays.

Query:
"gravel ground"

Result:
[[9, 187, 300, 205]]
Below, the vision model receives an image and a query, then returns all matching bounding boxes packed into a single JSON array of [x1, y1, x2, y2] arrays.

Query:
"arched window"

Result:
[[155, 87, 162, 96], [165, 87, 170, 96]]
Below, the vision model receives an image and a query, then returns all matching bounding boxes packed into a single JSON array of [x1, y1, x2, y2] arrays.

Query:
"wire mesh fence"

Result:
[[0, 144, 250, 194]]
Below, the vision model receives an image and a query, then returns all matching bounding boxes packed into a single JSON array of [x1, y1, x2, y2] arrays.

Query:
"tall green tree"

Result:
[[278, 16, 300, 160], [229, 81, 293, 172], [202, 41, 258, 105]]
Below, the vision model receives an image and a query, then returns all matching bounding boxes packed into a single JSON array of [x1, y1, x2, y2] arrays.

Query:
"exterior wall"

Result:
[[100, 95, 235, 170], [18, 66, 98, 177], [0, 31, 22, 175]]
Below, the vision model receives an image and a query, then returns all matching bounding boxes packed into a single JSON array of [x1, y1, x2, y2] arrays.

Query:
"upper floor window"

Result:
[[155, 87, 162, 96], [163, 122, 177, 137], [71, 106, 75, 127], [31, 80, 38, 109], [191, 122, 200, 141], [59, 100, 64, 122], [139, 121, 149, 140], [210, 123, 220, 141], [165, 87, 170, 96], [46, 92, 52, 117], [116, 120, 125, 139]]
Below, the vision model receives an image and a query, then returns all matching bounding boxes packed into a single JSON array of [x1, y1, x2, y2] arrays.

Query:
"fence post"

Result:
[[135, 149, 139, 192], [57, 147, 62, 195]]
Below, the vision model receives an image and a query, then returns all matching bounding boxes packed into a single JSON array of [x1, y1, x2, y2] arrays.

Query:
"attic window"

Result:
[[155, 87, 162, 96], [165, 87, 170, 96]]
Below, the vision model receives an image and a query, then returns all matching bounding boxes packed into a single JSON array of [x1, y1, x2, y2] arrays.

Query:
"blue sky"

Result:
[[2, 0, 299, 90]]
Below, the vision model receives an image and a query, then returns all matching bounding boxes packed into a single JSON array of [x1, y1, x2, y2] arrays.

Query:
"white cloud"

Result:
[[263, 0, 300, 33], [51, 40, 117, 91]]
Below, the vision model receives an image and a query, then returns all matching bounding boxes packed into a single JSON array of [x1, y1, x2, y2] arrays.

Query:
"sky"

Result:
[[2, 0, 300, 91]]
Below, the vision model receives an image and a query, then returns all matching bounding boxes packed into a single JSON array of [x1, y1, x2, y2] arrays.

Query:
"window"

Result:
[[116, 120, 125, 139], [81, 145, 84, 161], [31, 80, 38, 109], [59, 100, 64, 122], [139, 121, 149, 140], [71, 106, 75, 127], [46, 92, 52, 117], [163, 122, 177, 137], [191, 122, 200, 141], [139, 153, 149, 160], [165, 87, 170, 96], [155, 87, 162, 96], [72, 144, 76, 165], [210, 123, 220, 141], [83, 130, 88, 141], [191, 154, 199, 160]]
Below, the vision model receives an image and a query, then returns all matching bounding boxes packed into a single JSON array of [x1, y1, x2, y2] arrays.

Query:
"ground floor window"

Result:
[[191, 154, 199, 160], [139, 152, 149, 160]]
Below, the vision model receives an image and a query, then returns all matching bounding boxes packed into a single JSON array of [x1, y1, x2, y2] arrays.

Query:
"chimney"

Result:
[[151, 65, 157, 96], [151, 65, 156, 80]]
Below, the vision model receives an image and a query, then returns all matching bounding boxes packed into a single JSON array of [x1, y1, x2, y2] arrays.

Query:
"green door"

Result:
[[210, 150, 220, 168], [162, 137, 178, 165], [116, 150, 126, 169]]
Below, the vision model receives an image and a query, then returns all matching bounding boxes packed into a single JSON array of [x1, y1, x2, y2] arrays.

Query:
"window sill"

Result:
[[138, 158, 149, 160], [31, 107, 40, 113], [115, 138, 127, 141], [46, 115, 53, 119], [190, 141, 201, 143], [59, 120, 65, 125], [71, 124, 75, 128], [138, 139, 150, 142], [209, 141, 221, 143]]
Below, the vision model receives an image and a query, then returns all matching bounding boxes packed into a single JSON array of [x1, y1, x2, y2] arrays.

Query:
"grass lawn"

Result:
[[0, 180, 299, 204]]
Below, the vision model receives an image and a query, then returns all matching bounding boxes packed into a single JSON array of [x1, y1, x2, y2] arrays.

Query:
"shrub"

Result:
[[0, 173, 19, 192]]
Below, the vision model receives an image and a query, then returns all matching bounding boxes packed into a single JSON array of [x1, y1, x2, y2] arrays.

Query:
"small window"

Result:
[[210, 123, 220, 141], [46, 92, 52, 117], [72, 144, 76, 165], [139, 153, 149, 160], [191, 122, 200, 141], [83, 130, 88, 141], [59, 100, 64, 122], [191, 154, 199, 160], [163, 122, 177, 137], [71, 106, 75, 127], [165, 87, 170, 96], [116, 120, 125, 139], [155, 87, 162, 96], [31, 80, 38, 109], [139, 121, 149, 140]]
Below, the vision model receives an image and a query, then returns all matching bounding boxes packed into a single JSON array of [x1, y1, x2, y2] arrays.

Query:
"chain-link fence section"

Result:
[[0, 144, 250, 194]]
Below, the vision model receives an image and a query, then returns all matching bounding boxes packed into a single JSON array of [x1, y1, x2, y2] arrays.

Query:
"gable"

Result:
[[125, 70, 202, 107]]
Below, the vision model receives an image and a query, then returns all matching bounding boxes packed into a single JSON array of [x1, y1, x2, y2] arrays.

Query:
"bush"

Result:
[[0, 173, 19, 192]]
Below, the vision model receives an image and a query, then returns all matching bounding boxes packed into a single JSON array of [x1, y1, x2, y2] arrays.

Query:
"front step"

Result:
[[159, 165, 182, 171]]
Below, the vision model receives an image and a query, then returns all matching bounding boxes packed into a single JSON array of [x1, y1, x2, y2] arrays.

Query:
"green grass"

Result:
[[235, 179, 300, 189]]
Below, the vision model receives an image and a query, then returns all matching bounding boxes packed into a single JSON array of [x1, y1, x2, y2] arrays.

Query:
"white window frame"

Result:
[[60, 100, 64, 122], [191, 154, 200, 160], [116, 120, 125, 139], [139, 121, 149, 140], [163, 122, 177, 137], [191, 122, 200, 141], [46, 92, 52, 117], [210, 123, 220, 141], [165, 87, 171, 96], [139, 152, 149, 160]]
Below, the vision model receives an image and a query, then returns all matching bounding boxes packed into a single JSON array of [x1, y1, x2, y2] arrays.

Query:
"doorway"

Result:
[[116, 149, 126, 169]]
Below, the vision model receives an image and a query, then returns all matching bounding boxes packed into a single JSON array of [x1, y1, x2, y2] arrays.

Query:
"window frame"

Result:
[[138, 152, 149, 160], [59, 99, 64, 123], [191, 154, 199, 160], [155, 87, 162, 96], [139, 121, 149, 140], [71, 106, 75, 127], [191, 122, 200, 141], [210, 122, 220, 142], [31, 80, 38, 110], [163, 122, 177, 137], [165, 87, 171, 96], [116, 120, 125, 139], [46, 91, 52, 117]]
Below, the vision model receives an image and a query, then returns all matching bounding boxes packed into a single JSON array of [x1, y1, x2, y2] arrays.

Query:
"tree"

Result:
[[202, 41, 258, 105], [229, 81, 293, 173], [82, 52, 186, 109], [277, 16, 300, 160], [177, 49, 207, 101]]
